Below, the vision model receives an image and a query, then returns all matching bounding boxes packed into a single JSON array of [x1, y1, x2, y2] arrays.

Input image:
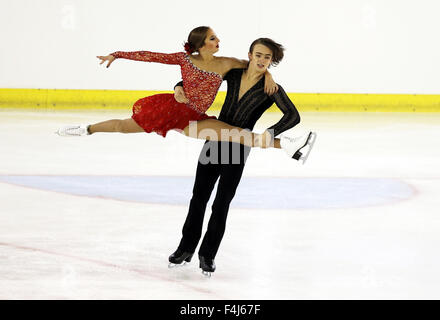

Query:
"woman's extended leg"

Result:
[[88, 118, 144, 134], [182, 119, 281, 148], [56, 118, 144, 136]]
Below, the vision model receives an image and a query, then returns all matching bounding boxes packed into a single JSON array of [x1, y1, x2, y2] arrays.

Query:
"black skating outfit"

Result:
[[174, 68, 301, 263]]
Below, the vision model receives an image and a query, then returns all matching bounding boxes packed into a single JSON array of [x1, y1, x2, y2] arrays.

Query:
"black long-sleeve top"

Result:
[[176, 68, 300, 137]]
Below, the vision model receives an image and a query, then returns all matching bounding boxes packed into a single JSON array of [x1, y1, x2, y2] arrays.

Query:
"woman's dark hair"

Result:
[[249, 38, 284, 66], [184, 26, 211, 55]]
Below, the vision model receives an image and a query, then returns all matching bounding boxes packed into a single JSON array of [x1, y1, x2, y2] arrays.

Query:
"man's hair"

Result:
[[249, 38, 285, 66]]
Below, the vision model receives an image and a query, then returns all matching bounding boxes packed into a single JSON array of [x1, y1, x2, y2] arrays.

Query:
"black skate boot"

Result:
[[199, 255, 216, 277], [168, 249, 193, 268]]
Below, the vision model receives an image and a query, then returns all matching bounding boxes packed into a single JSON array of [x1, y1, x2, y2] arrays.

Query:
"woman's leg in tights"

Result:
[[182, 119, 281, 148], [88, 118, 282, 148], [88, 118, 144, 134]]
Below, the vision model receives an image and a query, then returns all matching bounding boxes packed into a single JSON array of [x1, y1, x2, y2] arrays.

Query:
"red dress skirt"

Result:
[[131, 93, 217, 137]]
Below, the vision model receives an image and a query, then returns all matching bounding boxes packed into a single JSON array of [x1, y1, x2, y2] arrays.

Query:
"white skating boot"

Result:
[[55, 124, 90, 136], [280, 131, 317, 164]]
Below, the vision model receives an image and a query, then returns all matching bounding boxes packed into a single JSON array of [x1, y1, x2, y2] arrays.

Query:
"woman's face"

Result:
[[200, 28, 220, 54], [248, 44, 273, 72]]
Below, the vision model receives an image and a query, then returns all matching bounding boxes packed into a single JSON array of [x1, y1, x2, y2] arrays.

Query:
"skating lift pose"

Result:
[[56, 26, 313, 155]]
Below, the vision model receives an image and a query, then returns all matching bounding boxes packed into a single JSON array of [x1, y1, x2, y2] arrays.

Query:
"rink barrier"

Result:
[[0, 88, 439, 112]]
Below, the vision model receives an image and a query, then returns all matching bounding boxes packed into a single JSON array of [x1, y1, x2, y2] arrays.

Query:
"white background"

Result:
[[1, 0, 439, 93]]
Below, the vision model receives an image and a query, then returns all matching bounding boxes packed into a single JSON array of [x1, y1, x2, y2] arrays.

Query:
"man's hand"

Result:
[[174, 85, 189, 104]]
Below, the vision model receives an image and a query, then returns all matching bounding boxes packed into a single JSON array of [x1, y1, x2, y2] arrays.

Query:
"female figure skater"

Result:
[[56, 26, 309, 154]]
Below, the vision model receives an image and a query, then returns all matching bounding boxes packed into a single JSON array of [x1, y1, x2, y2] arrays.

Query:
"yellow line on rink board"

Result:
[[0, 88, 439, 112]]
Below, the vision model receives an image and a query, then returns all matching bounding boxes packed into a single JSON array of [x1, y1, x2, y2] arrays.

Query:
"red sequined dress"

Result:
[[110, 51, 222, 137]]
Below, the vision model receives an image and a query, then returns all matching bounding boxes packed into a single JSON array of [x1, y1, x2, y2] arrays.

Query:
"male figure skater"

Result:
[[168, 38, 316, 276]]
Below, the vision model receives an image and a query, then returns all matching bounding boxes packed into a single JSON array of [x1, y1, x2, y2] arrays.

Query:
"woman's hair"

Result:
[[184, 26, 211, 55], [249, 38, 285, 66]]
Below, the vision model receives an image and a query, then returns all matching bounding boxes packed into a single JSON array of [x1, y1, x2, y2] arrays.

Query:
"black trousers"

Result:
[[177, 141, 250, 259]]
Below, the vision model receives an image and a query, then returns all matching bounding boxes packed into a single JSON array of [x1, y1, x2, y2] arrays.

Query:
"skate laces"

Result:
[[60, 125, 86, 136], [283, 135, 297, 143], [286, 132, 309, 143], [67, 126, 82, 135]]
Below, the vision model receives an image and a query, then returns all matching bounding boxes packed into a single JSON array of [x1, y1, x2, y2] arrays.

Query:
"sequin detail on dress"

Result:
[[111, 51, 222, 135]]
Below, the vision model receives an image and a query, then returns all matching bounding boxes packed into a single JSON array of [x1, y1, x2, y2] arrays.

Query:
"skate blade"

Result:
[[54, 131, 76, 137], [168, 261, 189, 268], [201, 271, 212, 277], [298, 132, 317, 165]]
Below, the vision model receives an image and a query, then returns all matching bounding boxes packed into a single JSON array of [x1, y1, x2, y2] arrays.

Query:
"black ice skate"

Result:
[[199, 255, 216, 277], [168, 249, 193, 268]]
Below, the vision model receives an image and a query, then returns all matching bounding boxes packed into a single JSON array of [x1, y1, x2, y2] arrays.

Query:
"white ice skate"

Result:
[[55, 124, 90, 136], [280, 131, 317, 164]]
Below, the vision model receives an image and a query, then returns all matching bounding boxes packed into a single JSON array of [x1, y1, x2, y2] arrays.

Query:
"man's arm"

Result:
[[174, 81, 189, 104], [265, 85, 301, 138], [174, 81, 183, 89]]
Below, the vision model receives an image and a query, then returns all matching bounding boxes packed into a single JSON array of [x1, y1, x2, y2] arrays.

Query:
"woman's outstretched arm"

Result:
[[97, 51, 185, 68]]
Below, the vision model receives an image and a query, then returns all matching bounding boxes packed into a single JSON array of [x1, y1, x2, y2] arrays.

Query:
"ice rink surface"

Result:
[[0, 109, 439, 299]]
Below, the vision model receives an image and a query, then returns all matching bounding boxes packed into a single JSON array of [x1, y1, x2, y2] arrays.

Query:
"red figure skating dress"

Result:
[[110, 51, 222, 137]]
